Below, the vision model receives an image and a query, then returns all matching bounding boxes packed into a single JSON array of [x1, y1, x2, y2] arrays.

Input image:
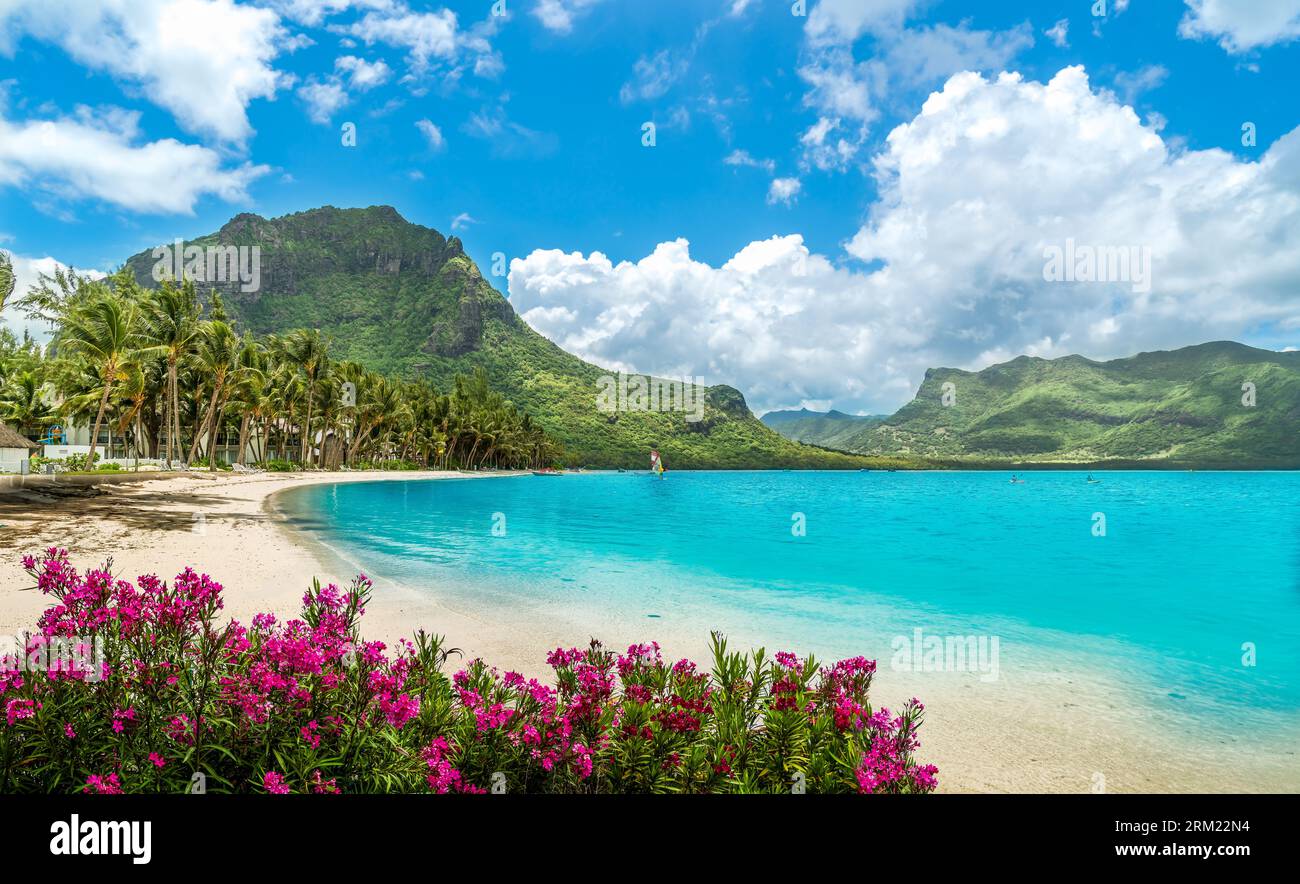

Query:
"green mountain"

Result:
[[760, 409, 886, 449], [123, 206, 890, 469], [776, 343, 1299, 467]]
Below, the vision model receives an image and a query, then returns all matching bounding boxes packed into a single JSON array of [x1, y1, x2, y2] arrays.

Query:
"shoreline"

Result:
[[2, 471, 1297, 794]]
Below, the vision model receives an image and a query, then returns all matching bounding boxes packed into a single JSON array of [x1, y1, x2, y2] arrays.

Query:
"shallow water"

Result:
[[282, 470, 1300, 739]]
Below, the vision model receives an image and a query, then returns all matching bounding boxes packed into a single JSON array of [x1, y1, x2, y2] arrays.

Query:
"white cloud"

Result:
[[335, 55, 391, 90], [724, 149, 776, 174], [877, 23, 1035, 92], [461, 106, 557, 158], [345, 7, 457, 70], [508, 67, 1300, 414], [1045, 18, 1070, 47], [797, 23, 1034, 171], [0, 0, 290, 144], [266, 0, 394, 27], [767, 177, 802, 205], [1179, 0, 1300, 52], [450, 212, 477, 231], [415, 118, 445, 150], [729, 0, 756, 16], [619, 49, 691, 104], [805, 0, 921, 45], [0, 104, 269, 215], [1, 252, 107, 341], [298, 77, 349, 124], [533, 0, 604, 34], [1112, 64, 1169, 104]]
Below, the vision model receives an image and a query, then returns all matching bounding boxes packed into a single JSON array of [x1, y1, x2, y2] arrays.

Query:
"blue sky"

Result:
[[2, 0, 1299, 413]]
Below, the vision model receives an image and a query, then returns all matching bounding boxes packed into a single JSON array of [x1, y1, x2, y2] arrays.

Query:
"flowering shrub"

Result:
[[0, 549, 937, 795]]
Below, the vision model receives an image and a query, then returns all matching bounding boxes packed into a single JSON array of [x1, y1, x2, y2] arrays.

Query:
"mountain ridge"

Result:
[[121, 206, 886, 470], [769, 341, 1300, 467]]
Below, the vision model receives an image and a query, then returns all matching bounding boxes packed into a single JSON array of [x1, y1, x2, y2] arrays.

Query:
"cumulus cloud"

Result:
[[335, 54, 392, 89], [805, 0, 921, 46], [344, 6, 458, 70], [766, 177, 802, 205], [0, 0, 290, 144], [533, 0, 604, 34], [298, 77, 349, 124], [0, 104, 269, 215], [508, 67, 1300, 414], [1179, 0, 1300, 52], [339, 3, 500, 78]]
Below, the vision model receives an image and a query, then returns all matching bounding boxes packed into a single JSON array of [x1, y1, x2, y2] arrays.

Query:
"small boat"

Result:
[[531, 469, 565, 476]]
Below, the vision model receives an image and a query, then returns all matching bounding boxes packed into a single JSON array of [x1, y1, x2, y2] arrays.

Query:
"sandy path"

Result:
[[1, 471, 1295, 793]]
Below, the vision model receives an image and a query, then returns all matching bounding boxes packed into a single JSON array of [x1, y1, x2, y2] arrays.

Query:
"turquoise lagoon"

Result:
[[281, 471, 1300, 735]]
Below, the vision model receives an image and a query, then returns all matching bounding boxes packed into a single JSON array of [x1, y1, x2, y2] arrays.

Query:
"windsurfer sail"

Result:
[[650, 448, 665, 479]]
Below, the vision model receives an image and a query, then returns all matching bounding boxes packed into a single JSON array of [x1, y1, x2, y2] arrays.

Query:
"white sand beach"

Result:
[[1, 472, 1295, 794]]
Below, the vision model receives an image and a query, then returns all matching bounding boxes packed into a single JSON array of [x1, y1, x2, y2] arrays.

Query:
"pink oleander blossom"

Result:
[[8, 550, 936, 796], [263, 771, 290, 794]]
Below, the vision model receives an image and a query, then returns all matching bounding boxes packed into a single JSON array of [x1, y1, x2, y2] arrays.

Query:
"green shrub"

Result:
[[2, 550, 939, 795]]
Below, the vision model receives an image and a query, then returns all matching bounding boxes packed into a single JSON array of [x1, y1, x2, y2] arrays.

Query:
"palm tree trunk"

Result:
[[172, 368, 183, 466], [85, 375, 114, 469], [189, 384, 219, 464], [236, 413, 250, 466], [165, 358, 176, 465], [206, 390, 226, 472], [300, 391, 315, 465]]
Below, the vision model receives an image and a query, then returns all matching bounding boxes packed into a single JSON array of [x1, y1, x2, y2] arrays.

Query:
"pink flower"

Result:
[[5, 698, 40, 726], [148, 752, 166, 769], [263, 771, 290, 794], [310, 770, 340, 794], [83, 773, 123, 795]]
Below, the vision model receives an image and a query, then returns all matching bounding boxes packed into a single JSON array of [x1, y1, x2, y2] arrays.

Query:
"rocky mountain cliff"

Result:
[[123, 206, 879, 469]]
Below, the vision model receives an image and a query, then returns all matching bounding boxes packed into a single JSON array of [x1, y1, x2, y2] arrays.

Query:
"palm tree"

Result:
[[284, 329, 329, 465], [0, 370, 55, 437], [229, 335, 268, 466], [188, 319, 239, 471], [56, 291, 155, 467], [146, 280, 201, 466]]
